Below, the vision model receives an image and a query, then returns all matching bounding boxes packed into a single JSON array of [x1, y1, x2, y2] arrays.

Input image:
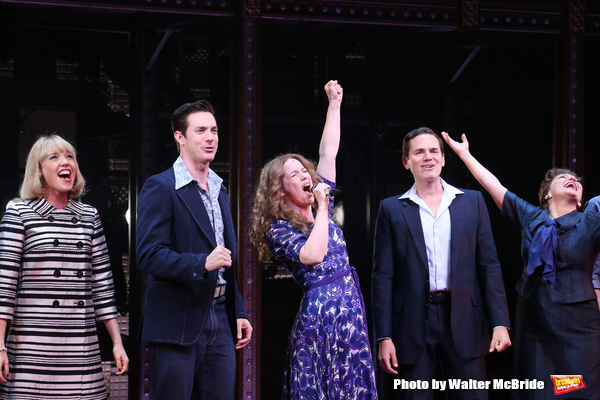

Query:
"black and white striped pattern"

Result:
[[0, 197, 118, 399]]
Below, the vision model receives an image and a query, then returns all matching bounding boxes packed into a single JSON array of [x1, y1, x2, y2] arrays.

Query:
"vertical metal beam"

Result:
[[129, 24, 156, 400], [232, 1, 261, 399], [554, 0, 585, 172], [567, 0, 585, 174]]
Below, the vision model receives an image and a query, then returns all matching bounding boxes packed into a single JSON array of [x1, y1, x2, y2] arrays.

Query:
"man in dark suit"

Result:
[[372, 127, 511, 400], [136, 100, 252, 399]]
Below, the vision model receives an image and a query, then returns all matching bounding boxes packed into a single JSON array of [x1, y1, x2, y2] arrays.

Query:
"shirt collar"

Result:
[[173, 156, 223, 193], [28, 197, 84, 218], [400, 178, 463, 202], [531, 207, 582, 234]]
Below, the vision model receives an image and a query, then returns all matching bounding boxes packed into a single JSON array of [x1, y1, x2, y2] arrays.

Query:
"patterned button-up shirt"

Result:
[[174, 156, 226, 284]]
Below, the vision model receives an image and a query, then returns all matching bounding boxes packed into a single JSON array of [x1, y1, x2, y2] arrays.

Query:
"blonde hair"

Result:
[[20, 134, 86, 200], [250, 153, 321, 262]]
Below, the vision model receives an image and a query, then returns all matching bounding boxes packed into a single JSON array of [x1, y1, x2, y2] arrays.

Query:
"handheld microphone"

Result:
[[311, 185, 341, 196]]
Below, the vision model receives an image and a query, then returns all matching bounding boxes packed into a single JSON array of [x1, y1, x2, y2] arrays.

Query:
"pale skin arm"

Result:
[[298, 184, 330, 265], [489, 326, 511, 353], [0, 319, 7, 382], [441, 132, 508, 210], [299, 80, 343, 265], [103, 318, 129, 375], [235, 318, 253, 350], [316, 80, 343, 182], [596, 289, 600, 311], [378, 338, 398, 375]]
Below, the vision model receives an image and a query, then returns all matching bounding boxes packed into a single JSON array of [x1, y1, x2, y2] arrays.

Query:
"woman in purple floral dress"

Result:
[[251, 81, 377, 400]]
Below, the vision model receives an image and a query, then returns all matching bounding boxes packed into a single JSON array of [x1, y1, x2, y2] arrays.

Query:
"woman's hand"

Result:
[[317, 80, 343, 182], [324, 80, 343, 104], [441, 131, 470, 158], [112, 343, 129, 375], [441, 130, 507, 209], [103, 318, 129, 375], [311, 182, 331, 207], [0, 351, 8, 382], [299, 182, 331, 265]]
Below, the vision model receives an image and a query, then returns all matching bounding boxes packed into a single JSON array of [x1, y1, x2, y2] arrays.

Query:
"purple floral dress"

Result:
[[267, 178, 378, 400]]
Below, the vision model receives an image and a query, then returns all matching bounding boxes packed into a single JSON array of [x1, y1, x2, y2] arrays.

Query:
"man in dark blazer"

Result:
[[372, 127, 511, 400], [136, 100, 252, 400]]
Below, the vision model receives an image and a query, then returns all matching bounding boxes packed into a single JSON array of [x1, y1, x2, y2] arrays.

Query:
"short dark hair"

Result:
[[538, 168, 583, 209], [402, 127, 444, 158], [170, 99, 215, 135]]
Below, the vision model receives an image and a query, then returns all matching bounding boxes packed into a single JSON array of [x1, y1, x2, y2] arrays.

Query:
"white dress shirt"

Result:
[[400, 179, 463, 292]]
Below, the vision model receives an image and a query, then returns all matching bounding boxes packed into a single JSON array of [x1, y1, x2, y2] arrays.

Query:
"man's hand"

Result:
[[378, 339, 398, 374], [205, 246, 232, 272], [235, 318, 253, 350], [489, 326, 511, 353]]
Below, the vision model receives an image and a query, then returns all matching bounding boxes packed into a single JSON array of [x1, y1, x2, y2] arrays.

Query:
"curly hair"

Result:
[[250, 153, 321, 262], [538, 167, 583, 209]]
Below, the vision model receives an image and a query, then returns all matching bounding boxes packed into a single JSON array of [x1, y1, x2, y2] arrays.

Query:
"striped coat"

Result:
[[0, 197, 118, 400]]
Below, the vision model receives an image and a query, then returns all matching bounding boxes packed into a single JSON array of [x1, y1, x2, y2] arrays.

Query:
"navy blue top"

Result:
[[502, 191, 600, 304]]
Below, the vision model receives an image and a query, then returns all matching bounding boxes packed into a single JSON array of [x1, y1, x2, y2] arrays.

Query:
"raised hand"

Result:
[[441, 130, 507, 209], [324, 80, 343, 104], [441, 131, 470, 158]]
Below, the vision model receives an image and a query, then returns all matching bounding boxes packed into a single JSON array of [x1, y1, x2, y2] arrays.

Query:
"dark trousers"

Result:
[[149, 296, 236, 400], [384, 302, 488, 400]]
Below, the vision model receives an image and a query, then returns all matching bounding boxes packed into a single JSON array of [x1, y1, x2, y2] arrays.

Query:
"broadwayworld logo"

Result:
[[551, 375, 586, 395]]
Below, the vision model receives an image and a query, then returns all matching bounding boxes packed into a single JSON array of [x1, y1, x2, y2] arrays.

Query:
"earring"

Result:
[[544, 193, 552, 200], [578, 202, 582, 207]]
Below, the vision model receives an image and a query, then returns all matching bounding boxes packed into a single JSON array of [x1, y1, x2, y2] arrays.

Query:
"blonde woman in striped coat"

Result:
[[0, 134, 128, 399]]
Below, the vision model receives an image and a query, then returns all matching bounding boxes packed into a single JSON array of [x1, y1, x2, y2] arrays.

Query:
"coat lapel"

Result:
[[218, 185, 237, 260], [449, 194, 464, 275], [177, 183, 217, 247], [401, 200, 429, 271]]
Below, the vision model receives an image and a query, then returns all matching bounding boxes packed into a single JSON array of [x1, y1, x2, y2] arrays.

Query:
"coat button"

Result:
[[77, 301, 85, 307], [52, 300, 59, 307], [77, 271, 83, 278], [193, 273, 198, 278], [77, 241, 84, 249], [48, 216, 55, 222], [54, 270, 61, 277], [71, 217, 78, 223], [53, 239, 59, 247]]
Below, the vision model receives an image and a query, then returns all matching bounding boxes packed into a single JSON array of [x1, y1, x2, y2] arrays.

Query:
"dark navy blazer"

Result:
[[136, 167, 247, 345], [372, 189, 510, 364]]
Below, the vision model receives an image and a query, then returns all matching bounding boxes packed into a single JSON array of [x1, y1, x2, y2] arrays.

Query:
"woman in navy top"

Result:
[[442, 131, 600, 400]]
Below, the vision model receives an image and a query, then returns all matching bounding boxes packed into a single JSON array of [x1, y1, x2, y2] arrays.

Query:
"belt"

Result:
[[214, 284, 226, 298], [429, 290, 450, 304]]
